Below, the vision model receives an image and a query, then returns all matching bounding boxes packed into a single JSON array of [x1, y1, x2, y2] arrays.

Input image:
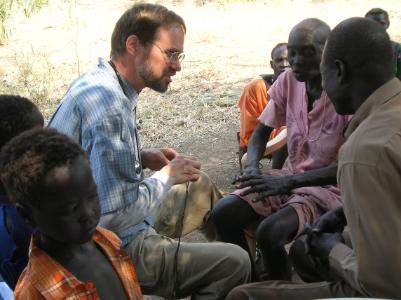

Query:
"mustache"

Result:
[[164, 69, 176, 77]]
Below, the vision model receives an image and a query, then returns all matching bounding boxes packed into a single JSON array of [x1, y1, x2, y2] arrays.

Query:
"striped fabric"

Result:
[[14, 227, 143, 299], [48, 58, 171, 245]]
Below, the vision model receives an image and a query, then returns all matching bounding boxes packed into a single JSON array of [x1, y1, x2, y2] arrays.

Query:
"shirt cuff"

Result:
[[150, 170, 173, 190]]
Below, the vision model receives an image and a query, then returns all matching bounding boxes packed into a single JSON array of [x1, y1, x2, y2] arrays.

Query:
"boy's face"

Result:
[[29, 155, 100, 244], [270, 46, 289, 78]]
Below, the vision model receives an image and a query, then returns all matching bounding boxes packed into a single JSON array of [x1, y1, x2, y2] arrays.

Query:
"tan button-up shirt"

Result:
[[329, 78, 401, 298]]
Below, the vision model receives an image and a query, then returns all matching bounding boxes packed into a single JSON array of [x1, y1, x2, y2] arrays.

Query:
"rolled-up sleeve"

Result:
[[258, 73, 287, 128], [85, 113, 172, 233]]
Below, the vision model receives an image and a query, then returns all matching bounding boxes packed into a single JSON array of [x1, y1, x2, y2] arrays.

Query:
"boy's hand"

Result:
[[161, 155, 201, 185], [141, 148, 178, 171]]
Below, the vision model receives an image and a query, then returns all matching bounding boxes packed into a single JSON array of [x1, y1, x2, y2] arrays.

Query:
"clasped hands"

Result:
[[303, 207, 346, 266], [141, 148, 201, 185], [231, 165, 292, 202]]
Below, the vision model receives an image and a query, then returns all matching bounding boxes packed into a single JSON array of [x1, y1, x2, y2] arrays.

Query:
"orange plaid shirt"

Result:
[[14, 227, 143, 300]]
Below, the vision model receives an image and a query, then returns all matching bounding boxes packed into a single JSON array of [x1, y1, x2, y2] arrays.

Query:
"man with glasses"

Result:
[[49, 3, 251, 299]]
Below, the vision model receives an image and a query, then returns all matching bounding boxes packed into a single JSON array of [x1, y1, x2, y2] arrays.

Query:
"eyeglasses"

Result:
[[152, 43, 185, 64]]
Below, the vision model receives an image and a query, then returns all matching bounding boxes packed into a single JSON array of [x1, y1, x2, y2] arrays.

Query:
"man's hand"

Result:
[[231, 165, 261, 184], [141, 148, 178, 171], [307, 231, 344, 266], [312, 207, 346, 234], [161, 155, 201, 185], [234, 174, 292, 201]]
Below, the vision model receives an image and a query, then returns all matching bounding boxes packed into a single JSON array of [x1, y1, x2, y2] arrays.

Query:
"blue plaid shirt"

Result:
[[49, 58, 171, 245]]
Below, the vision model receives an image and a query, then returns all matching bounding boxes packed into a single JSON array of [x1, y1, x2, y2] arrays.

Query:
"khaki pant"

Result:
[[226, 280, 361, 300], [226, 231, 361, 300], [151, 171, 222, 241], [126, 172, 252, 299]]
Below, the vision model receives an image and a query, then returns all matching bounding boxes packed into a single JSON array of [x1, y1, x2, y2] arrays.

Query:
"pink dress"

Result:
[[234, 69, 350, 235]]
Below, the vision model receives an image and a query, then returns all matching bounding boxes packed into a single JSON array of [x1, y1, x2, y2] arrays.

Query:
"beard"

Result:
[[138, 61, 174, 93]]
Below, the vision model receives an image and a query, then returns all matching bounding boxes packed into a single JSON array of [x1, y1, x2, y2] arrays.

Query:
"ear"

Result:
[[125, 35, 141, 56], [270, 60, 274, 69], [334, 59, 348, 84], [15, 202, 36, 226]]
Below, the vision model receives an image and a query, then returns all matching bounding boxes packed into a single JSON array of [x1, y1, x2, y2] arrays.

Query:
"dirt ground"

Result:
[[1, 2, 400, 192]]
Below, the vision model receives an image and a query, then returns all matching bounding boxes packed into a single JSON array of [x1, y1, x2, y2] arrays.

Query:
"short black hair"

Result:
[[0, 128, 87, 208], [111, 3, 186, 58], [324, 17, 393, 80], [0, 95, 44, 149], [365, 8, 389, 21], [271, 43, 287, 59]]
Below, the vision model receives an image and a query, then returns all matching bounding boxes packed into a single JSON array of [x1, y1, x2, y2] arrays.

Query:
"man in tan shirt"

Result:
[[226, 17, 401, 299]]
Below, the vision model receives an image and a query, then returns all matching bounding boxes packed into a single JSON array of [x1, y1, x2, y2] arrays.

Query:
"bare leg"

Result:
[[211, 194, 260, 280], [256, 206, 299, 280]]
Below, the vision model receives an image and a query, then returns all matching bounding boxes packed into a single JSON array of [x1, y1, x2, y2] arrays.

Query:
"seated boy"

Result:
[[0, 128, 143, 299], [0, 95, 44, 289], [237, 42, 289, 169]]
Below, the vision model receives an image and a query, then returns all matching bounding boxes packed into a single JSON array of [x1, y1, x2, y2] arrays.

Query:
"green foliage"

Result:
[[0, 0, 13, 43], [0, 0, 48, 43], [18, 0, 48, 17]]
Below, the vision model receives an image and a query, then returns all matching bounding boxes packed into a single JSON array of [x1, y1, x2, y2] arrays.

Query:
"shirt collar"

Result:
[[345, 78, 401, 138], [27, 228, 121, 298], [98, 58, 139, 110]]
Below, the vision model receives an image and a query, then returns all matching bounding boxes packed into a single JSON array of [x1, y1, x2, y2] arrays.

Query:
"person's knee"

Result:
[[222, 243, 252, 282], [226, 285, 251, 300], [256, 207, 299, 247], [190, 171, 220, 197], [210, 195, 239, 228], [256, 217, 287, 247]]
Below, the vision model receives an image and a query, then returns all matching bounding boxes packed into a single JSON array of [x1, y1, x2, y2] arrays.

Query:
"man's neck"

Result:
[[351, 76, 394, 112], [306, 75, 323, 111], [110, 56, 143, 93]]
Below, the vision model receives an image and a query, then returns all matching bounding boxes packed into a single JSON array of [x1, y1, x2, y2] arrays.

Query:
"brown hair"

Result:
[[110, 3, 186, 58]]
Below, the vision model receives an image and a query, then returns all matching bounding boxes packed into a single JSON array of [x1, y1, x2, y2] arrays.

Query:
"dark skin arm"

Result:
[[232, 123, 273, 183], [236, 165, 337, 202], [235, 74, 338, 201], [245, 123, 274, 171]]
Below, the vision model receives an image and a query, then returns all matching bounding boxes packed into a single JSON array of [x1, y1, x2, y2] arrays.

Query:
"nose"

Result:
[[170, 59, 182, 72], [292, 53, 305, 66], [79, 200, 99, 224], [283, 59, 290, 68]]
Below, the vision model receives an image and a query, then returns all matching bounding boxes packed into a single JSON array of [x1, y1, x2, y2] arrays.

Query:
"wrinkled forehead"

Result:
[[288, 27, 315, 47]]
